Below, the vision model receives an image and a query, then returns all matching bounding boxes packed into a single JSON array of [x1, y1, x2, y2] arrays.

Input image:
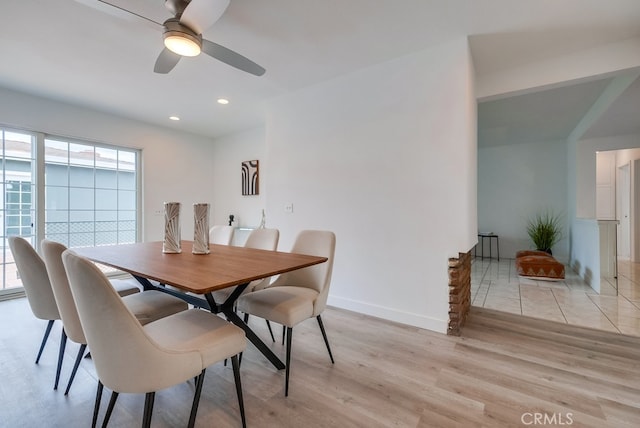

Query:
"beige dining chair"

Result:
[[209, 225, 235, 245], [8, 236, 62, 382], [212, 228, 280, 357], [62, 250, 247, 428], [8, 236, 142, 391], [237, 230, 336, 396], [211, 228, 280, 303], [41, 240, 189, 395]]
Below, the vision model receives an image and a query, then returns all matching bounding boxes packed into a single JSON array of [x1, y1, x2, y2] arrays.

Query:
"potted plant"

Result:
[[526, 211, 563, 255]]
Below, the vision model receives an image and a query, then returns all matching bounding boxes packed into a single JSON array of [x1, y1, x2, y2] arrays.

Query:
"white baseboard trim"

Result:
[[327, 295, 448, 334]]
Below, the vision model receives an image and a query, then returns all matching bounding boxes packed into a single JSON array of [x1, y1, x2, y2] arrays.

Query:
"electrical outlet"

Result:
[[284, 203, 293, 213]]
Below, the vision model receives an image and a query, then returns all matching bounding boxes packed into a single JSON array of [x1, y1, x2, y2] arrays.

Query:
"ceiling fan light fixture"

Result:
[[164, 33, 201, 57], [162, 18, 202, 57]]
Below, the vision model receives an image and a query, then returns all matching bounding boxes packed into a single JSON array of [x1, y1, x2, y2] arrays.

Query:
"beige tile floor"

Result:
[[471, 257, 640, 337]]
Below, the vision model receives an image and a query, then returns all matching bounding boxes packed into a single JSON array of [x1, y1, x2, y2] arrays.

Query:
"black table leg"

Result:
[[223, 309, 285, 370], [204, 289, 286, 371]]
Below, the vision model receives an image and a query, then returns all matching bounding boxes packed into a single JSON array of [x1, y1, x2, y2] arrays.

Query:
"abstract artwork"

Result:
[[242, 160, 259, 195]]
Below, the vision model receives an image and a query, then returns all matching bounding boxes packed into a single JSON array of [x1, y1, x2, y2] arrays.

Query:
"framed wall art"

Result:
[[241, 160, 259, 195]]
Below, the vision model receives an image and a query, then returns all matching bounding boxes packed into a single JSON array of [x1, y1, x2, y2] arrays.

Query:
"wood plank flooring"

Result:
[[1, 297, 639, 427]]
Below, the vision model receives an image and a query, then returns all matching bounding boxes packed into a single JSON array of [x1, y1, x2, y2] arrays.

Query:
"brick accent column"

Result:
[[448, 251, 471, 336]]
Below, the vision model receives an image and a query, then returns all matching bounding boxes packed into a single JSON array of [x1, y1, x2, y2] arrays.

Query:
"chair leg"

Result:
[[285, 327, 293, 397], [65, 343, 87, 395], [36, 319, 55, 364], [316, 315, 335, 364], [92, 381, 103, 428], [282, 325, 286, 346], [265, 320, 276, 342], [54, 328, 68, 390], [243, 313, 249, 323], [188, 369, 206, 428], [142, 392, 155, 428], [102, 391, 119, 428], [231, 355, 246, 428]]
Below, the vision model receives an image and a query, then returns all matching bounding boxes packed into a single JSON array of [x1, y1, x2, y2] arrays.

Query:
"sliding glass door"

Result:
[[0, 129, 36, 294], [0, 127, 140, 296]]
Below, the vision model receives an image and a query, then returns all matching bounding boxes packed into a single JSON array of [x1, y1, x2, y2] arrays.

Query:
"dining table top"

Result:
[[73, 240, 327, 294]]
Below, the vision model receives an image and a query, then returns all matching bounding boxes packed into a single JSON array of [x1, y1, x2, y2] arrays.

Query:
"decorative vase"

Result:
[[162, 202, 181, 253], [192, 203, 210, 254], [259, 209, 266, 229]]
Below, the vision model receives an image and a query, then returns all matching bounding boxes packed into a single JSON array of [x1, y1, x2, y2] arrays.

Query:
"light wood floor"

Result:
[[1, 297, 639, 427]]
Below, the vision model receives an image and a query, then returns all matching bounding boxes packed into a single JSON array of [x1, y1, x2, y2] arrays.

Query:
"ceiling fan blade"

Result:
[[75, 0, 161, 29], [180, 0, 230, 34], [201, 39, 265, 76], [154, 48, 182, 74]]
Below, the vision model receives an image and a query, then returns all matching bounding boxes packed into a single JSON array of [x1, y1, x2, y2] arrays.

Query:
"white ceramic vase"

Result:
[[192, 203, 210, 254], [163, 202, 181, 253]]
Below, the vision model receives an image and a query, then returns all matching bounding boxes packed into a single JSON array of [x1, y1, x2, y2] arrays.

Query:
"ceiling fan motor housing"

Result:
[[165, 0, 192, 16]]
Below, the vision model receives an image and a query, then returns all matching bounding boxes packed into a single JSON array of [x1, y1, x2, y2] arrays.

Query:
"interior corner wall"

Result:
[[0, 86, 216, 242], [263, 38, 476, 333], [477, 139, 569, 261], [571, 133, 640, 284], [576, 134, 640, 218], [209, 127, 266, 231], [476, 36, 640, 100]]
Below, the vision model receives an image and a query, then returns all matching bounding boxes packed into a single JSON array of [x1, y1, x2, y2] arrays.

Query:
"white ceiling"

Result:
[[1, 0, 640, 140]]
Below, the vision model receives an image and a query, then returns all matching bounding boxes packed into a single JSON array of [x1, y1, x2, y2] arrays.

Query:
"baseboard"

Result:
[[0, 289, 25, 302], [327, 295, 448, 334]]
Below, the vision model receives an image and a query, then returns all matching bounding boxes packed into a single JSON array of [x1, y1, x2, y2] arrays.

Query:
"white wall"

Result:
[[570, 133, 640, 284], [596, 151, 616, 220], [0, 86, 215, 242], [477, 139, 569, 261], [571, 218, 601, 291], [210, 127, 267, 231], [576, 133, 640, 218], [263, 38, 476, 333], [614, 148, 640, 261]]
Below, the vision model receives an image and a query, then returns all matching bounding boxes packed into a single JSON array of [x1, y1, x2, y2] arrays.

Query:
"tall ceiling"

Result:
[[1, 0, 640, 140]]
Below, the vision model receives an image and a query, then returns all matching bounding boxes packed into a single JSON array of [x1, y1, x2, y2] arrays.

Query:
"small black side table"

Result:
[[475, 233, 500, 260]]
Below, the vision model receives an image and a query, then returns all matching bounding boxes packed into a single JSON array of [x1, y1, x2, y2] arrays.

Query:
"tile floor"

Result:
[[471, 257, 640, 337]]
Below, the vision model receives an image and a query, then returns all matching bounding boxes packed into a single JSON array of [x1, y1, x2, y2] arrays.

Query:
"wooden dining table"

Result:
[[73, 240, 328, 370]]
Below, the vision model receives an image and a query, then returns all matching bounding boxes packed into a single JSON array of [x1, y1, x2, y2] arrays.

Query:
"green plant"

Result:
[[526, 211, 563, 253]]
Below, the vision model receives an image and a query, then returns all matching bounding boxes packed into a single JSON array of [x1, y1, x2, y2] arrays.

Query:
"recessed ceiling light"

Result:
[[169, 116, 180, 121], [217, 98, 229, 105]]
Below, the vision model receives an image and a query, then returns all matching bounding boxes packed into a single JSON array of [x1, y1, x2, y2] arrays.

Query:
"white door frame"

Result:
[[616, 163, 631, 259]]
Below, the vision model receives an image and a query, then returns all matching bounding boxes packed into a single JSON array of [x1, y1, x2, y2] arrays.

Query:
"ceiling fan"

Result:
[[79, 0, 265, 76]]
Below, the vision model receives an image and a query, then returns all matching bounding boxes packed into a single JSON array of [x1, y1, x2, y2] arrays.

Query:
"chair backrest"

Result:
[[8, 236, 60, 321], [41, 240, 85, 344], [244, 228, 280, 290], [209, 225, 235, 245], [62, 250, 200, 393], [244, 228, 279, 251], [270, 230, 336, 315]]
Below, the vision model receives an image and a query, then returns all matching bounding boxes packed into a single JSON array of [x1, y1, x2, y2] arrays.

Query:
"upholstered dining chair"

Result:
[[211, 228, 280, 303], [9, 236, 141, 390], [41, 240, 189, 395], [212, 228, 280, 349], [209, 225, 235, 245], [8, 236, 61, 376], [237, 230, 336, 396], [62, 250, 247, 428]]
